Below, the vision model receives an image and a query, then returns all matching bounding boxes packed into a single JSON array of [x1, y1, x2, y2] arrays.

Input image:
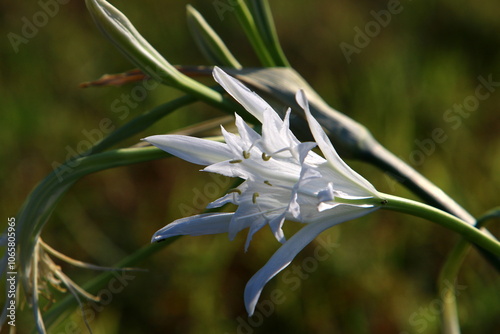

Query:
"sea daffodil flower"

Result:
[[144, 67, 384, 315]]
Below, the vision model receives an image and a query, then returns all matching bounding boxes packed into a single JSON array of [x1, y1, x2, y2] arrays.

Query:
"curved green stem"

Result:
[[17, 147, 170, 296], [438, 239, 469, 334], [438, 208, 500, 334], [378, 194, 500, 257]]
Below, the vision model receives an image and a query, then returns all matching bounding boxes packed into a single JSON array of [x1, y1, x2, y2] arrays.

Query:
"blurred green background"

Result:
[[1, 0, 499, 333]]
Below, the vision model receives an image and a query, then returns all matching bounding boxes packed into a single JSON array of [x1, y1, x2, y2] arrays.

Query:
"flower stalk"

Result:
[[379, 194, 500, 257]]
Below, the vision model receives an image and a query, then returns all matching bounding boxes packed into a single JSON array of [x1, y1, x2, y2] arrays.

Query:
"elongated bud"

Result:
[[85, 0, 230, 109], [85, 0, 180, 84]]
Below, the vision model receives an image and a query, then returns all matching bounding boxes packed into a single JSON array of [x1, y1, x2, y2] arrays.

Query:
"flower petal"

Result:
[[244, 205, 378, 316], [234, 113, 261, 146], [213, 67, 272, 123], [206, 192, 237, 209], [244, 219, 268, 251], [144, 135, 232, 166], [151, 213, 234, 242], [295, 90, 378, 196]]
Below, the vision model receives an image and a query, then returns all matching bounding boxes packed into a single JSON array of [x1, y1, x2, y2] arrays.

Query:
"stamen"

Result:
[[227, 188, 242, 195], [229, 159, 243, 164], [242, 151, 251, 159], [264, 180, 273, 186], [272, 147, 292, 155], [252, 192, 260, 204], [247, 139, 260, 152], [261, 153, 271, 161]]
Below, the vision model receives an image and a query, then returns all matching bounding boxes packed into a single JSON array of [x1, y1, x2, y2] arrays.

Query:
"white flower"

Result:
[[144, 67, 383, 316]]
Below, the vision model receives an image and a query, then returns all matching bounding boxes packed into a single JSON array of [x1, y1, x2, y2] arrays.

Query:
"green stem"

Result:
[[438, 238, 469, 334], [438, 208, 500, 334], [90, 95, 196, 154], [375, 194, 500, 257]]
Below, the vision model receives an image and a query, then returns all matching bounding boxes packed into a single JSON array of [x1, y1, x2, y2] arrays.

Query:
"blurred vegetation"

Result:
[[1, 0, 499, 333]]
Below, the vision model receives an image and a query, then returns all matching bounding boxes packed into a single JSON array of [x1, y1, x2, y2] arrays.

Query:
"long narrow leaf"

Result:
[[232, 0, 275, 67], [187, 5, 242, 69], [248, 0, 290, 67], [17, 146, 170, 303]]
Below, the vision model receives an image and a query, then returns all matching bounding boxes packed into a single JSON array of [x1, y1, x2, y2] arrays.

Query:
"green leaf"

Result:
[[231, 0, 276, 67], [187, 5, 242, 69], [248, 0, 290, 67]]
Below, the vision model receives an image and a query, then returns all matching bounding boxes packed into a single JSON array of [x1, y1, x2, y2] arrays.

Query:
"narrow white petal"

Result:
[[203, 161, 247, 179], [268, 213, 286, 243], [295, 142, 319, 165], [220, 125, 245, 157], [151, 213, 234, 242], [261, 108, 291, 156], [287, 191, 301, 220], [213, 67, 272, 123], [228, 206, 264, 241], [281, 108, 301, 146], [244, 220, 268, 251], [317, 202, 340, 212], [234, 113, 261, 145], [244, 205, 378, 316], [295, 90, 378, 196], [206, 193, 236, 209], [144, 135, 232, 166]]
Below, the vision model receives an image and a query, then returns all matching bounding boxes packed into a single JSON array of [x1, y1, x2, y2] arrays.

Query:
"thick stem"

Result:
[[377, 193, 500, 257], [438, 208, 500, 334], [367, 142, 475, 222], [366, 142, 500, 270]]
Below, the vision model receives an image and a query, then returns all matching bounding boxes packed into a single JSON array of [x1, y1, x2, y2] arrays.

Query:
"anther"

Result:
[[252, 192, 260, 204], [229, 159, 243, 164], [264, 180, 273, 186], [228, 188, 242, 195], [261, 153, 271, 161], [242, 151, 251, 159]]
